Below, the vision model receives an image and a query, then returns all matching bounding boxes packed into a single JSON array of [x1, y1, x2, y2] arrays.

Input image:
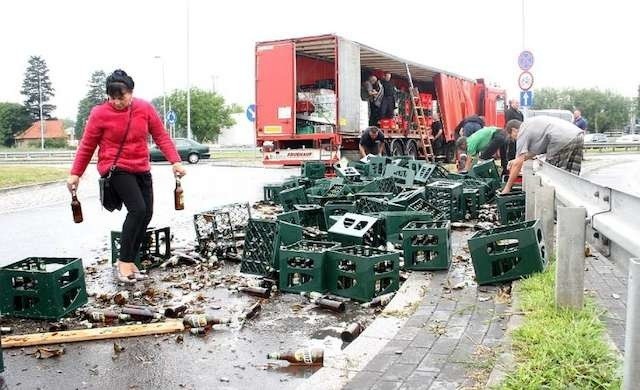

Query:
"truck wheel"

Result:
[[405, 139, 419, 159], [390, 139, 405, 156], [383, 140, 392, 156]]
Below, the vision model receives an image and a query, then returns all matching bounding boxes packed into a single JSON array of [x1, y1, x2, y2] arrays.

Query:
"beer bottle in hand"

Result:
[[71, 189, 83, 223], [174, 176, 184, 210]]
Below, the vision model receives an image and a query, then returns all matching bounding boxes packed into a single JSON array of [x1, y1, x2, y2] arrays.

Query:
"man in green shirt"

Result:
[[455, 120, 521, 172]]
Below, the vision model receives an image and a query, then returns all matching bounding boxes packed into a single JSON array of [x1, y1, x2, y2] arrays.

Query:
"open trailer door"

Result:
[[256, 41, 295, 137]]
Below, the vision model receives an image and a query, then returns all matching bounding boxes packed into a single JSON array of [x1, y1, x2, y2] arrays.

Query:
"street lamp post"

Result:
[[153, 56, 167, 130], [38, 73, 44, 150], [186, 0, 192, 140]]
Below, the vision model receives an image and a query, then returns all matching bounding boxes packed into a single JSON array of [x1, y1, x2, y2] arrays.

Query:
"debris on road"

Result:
[[33, 347, 65, 359], [340, 322, 364, 342], [266, 348, 324, 365]]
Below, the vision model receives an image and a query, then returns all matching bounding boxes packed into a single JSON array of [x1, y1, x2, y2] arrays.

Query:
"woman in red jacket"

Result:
[[67, 69, 186, 283]]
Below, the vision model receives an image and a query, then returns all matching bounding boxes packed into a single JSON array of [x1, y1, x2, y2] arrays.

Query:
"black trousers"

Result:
[[110, 170, 153, 263], [379, 96, 395, 119], [369, 102, 380, 126]]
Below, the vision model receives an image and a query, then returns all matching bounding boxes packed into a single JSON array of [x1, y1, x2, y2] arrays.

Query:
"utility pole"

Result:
[[38, 73, 45, 150], [153, 56, 167, 130], [186, 0, 192, 140]]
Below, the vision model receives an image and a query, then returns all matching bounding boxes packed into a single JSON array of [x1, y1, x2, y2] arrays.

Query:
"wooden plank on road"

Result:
[[1, 320, 185, 348]]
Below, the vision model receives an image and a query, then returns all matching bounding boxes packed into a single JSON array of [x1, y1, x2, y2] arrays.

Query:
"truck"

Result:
[[255, 34, 506, 165]]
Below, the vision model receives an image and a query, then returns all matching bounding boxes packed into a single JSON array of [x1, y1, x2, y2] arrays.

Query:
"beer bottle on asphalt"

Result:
[[71, 189, 83, 223], [174, 176, 184, 210], [266, 348, 324, 365]]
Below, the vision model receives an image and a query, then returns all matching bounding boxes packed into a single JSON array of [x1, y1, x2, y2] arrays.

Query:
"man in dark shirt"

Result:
[[359, 126, 385, 157], [379, 72, 396, 119], [454, 115, 485, 137], [431, 113, 444, 157], [505, 99, 524, 122], [573, 110, 588, 130]]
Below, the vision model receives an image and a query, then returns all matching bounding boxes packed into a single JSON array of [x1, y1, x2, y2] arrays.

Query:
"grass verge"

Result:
[[498, 264, 621, 389], [0, 165, 68, 189], [211, 150, 260, 160]]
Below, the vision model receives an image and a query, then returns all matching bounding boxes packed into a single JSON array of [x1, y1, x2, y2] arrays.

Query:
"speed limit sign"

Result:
[[518, 71, 534, 91]]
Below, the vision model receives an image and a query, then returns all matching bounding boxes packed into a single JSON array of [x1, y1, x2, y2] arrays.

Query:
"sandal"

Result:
[[114, 266, 136, 284]]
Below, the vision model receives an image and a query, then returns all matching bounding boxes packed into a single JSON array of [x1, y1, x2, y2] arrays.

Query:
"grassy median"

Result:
[[498, 264, 621, 389], [0, 166, 68, 189]]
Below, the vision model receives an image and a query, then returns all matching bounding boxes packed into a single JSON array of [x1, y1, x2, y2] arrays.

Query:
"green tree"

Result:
[[151, 88, 235, 142], [21, 56, 56, 120], [75, 70, 106, 139], [0, 103, 32, 146], [533, 88, 632, 132], [636, 84, 640, 119]]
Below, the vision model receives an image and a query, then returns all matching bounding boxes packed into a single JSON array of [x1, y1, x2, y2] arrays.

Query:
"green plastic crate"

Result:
[[278, 185, 308, 211], [111, 226, 171, 269], [0, 257, 88, 320], [407, 198, 446, 221], [461, 177, 491, 204], [463, 188, 481, 220], [324, 200, 358, 229], [359, 177, 397, 194], [368, 211, 433, 244], [367, 156, 393, 177], [347, 160, 371, 177], [402, 220, 451, 270], [467, 220, 547, 285], [425, 180, 465, 221], [327, 246, 400, 302], [279, 240, 340, 293], [293, 204, 325, 230], [328, 213, 386, 247], [470, 159, 501, 191], [413, 163, 439, 184], [240, 219, 279, 276], [302, 161, 326, 180], [263, 183, 283, 202], [356, 197, 406, 214], [496, 191, 526, 225], [0, 336, 3, 372], [384, 165, 415, 187], [277, 210, 302, 225], [334, 166, 361, 181], [390, 187, 425, 207]]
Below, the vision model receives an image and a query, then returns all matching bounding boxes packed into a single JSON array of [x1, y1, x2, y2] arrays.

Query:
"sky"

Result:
[[0, 0, 637, 120]]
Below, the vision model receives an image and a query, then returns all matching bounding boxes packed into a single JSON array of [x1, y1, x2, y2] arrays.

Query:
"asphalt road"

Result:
[[581, 153, 640, 196], [0, 163, 374, 390]]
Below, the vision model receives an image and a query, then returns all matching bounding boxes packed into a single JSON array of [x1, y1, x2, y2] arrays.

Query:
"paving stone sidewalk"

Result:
[[584, 254, 629, 352], [344, 266, 511, 390]]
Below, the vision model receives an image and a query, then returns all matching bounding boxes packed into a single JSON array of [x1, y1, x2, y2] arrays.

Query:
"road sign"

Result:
[[520, 90, 534, 107], [518, 51, 534, 71], [166, 110, 177, 125], [246, 104, 256, 122], [518, 71, 534, 91]]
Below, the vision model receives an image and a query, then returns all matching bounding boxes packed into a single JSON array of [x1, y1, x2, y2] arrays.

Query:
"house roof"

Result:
[[15, 120, 67, 140]]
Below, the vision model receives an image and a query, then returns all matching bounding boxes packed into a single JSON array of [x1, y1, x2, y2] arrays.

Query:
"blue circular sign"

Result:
[[246, 104, 256, 122], [518, 51, 534, 71], [166, 110, 177, 125]]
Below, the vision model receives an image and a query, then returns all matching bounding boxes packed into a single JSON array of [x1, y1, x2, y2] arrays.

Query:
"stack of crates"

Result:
[[279, 240, 340, 293], [402, 221, 452, 270], [495, 191, 526, 225], [467, 220, 547, 285], [368, 211, 433, 245], [327, 245, 400, 302], [425, 180, 464, 221], [0, 257, 88, 319], [111, 226, 171, 269]]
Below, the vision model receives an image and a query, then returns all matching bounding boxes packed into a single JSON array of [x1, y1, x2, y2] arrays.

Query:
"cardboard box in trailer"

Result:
[[255, 34, 506, 165]]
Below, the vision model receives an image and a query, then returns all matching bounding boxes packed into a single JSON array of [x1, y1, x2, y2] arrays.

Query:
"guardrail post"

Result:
[[555, 207, 586, 309], [524, 169, 540, 220], [623, 258, 640, 390], [535, 185, 556, 259]]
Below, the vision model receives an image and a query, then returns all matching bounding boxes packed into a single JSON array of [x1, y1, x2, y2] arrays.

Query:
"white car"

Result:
[[616, 134, 640, 143], [584, 133, 608, 143]]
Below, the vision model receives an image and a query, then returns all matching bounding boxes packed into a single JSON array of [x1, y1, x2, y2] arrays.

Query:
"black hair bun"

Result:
[[106, 69, 135, 90]]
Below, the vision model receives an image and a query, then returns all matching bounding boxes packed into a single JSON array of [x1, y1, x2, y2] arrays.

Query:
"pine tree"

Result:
[[74, 70, 107, 139], [20, 56, 56, 120]]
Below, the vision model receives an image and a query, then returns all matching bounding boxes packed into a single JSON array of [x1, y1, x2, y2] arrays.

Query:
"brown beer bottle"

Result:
[[71, 189, 83, 223], [266, 348, 324, 365], [174, 176, 184, 210]]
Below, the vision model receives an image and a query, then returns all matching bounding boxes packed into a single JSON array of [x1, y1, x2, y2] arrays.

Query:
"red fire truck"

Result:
[[255, 34, 506, 165]]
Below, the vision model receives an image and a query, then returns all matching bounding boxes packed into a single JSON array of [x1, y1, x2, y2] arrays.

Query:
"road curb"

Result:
[[0, 180, 65, 195], [296, 273, 432, 390]]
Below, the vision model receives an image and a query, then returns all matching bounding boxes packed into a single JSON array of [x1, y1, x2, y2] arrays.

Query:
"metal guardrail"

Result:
[[533, 160, 640, 269], [584, 142, 640, 152]]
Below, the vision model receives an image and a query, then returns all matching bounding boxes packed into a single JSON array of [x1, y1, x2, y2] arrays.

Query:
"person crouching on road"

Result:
[[455, 120, 521, 173], [501, 115, 584, 194], [359, 126, 385, 157], [66, 69, 186, 283]]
